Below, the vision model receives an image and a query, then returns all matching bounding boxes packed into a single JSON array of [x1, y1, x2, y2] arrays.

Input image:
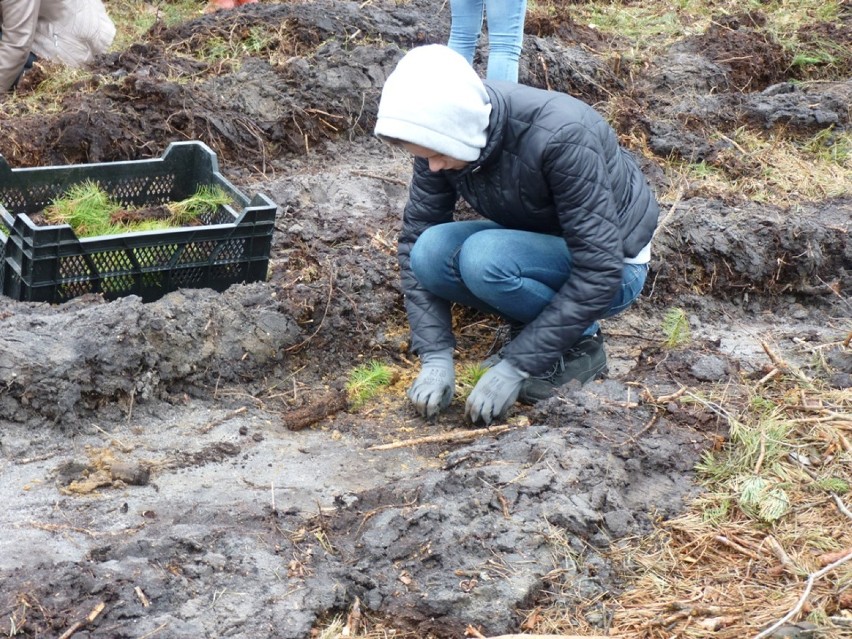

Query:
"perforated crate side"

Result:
[[0, 141, 245, 213], [0, 142, 277, 303], [0, 214, 8, 296]]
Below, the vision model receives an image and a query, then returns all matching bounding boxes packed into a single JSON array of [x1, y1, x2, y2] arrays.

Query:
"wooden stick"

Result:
[[753, 549, 852, 639], [343, 596, 361, 636], [368, 425, 511, 450], [832, 494, 852, 522], [759, 341, 811, 385], [198, 406, 247, 434], [350, 170, 408, 186], [135, 586, 151, 607], [619, 407, 661, 447], [57, 601, 105, 639], [764, 535, 798, 575], [715, 535, 761, 561], [756, 367, 781, 386], [655, 386, 687, 403]]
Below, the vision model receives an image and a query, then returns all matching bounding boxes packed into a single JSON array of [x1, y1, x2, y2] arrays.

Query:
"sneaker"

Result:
[[518, 332, 608, 404]]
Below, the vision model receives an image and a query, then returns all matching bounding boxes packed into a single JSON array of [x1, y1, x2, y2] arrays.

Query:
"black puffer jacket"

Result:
[[398, 81, 660, 376]]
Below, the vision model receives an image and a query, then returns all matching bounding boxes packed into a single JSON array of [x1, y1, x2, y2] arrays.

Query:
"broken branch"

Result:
[[753, 549, 852, 639], [368, 425, 512, 450], [57, 601, 105, 639]]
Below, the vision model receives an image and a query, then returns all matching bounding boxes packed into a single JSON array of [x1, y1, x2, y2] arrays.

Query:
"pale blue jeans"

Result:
[[448, 0, 527, 82], [409, 221, 648, 337]]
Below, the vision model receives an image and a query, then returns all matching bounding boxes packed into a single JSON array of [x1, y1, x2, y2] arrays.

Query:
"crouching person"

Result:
[[1, 0, 115, 93], [374, 45, 660, 426]]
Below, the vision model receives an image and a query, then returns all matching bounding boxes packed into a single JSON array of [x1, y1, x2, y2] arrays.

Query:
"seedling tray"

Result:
[[0, 141, 276, 303]]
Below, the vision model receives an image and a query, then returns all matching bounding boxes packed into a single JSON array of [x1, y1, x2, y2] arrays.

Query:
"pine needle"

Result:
[[346, 361, 393, 409]]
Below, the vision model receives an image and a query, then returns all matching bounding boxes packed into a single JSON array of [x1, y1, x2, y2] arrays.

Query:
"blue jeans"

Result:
[[409, 221, 648, 337], [448, 0, 527, 82]]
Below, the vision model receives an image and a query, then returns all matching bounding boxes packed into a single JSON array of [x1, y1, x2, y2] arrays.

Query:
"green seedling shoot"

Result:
[[346, 360, 394, 409], [43, 182, 233, 238], [43, 180, 122, 237], [662, 307, 691, 348], [167, 185, 233, 226]]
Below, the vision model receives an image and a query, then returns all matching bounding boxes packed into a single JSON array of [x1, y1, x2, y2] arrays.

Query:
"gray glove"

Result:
[[407, 348, 455, 419], [465, 359, 528, 426]]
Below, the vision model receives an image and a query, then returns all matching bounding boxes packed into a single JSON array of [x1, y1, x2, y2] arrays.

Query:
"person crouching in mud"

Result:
[[374, 44, 660, 426]]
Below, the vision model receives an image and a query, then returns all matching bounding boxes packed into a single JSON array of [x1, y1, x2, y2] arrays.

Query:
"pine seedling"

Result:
[[167, 185, 232, 226], [345, 360, 393, 409], [738, 475, 790, 523], [661, 307, 691, 348], [456, 362, 489, 399], [816, 476, 849, 494], [44, 180, 121, 237]]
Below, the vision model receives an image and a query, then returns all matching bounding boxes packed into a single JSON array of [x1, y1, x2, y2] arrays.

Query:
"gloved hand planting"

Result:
[[407, 347, 455, 419], [465, 359, 528, 426]]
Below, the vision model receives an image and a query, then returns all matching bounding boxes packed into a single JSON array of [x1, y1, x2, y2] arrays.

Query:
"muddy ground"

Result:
[[0, 0, 850, 637]]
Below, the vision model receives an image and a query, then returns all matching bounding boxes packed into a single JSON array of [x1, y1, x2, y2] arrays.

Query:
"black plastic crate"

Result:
[[0, 141, 276, 303]]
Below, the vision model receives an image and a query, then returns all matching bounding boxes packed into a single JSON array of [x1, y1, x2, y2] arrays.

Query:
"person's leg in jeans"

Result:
[[447, 0, 485, 66], [410, 219, 506, 316], [483, 0, 527, 82], [410, 221, 647, 330]]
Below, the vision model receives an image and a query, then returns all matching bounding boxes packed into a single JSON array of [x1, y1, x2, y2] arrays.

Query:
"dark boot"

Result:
[[518, 332, 607, 404]]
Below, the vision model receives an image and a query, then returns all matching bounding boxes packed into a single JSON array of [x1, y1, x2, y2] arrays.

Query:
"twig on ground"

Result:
[[655, 386, 687, 403], [715, 535, 761, 560], [789, 453, 852, 522], [350, 170, 408, 186], [137, 622, 169, 639], [57, 601, 105, 639], [760, 340, 812, 385], [619, 407, 661, 446], [817, 547, 852, 567], [832, 493, 852, 522], [198, 406, 248, 434], [134, 586, 151, 607], [368, 425, 512, 450], [755, 367, 782, 386], [752, 549, 852, 639], [662, 604, 725, 626], [342, 596, 361, 636], [763, 535, 798, 575], [754, 431, 766, 474], [656, 183, 686, 232]]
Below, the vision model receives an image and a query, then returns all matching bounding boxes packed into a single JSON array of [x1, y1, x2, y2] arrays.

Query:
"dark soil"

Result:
[[0, 0, 849, 637]]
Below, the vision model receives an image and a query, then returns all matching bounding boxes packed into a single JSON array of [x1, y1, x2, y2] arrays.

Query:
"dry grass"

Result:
[[522, 337, 852, 638]]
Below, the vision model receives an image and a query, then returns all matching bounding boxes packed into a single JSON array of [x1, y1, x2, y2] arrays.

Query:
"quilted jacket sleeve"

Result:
[[501, 121, 626, 376], [398, 158, 459, 356], [0, 0, 40, 91]]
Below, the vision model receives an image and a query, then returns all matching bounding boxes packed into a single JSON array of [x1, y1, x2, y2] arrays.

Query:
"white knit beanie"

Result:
[[375, 45, 492, 162]]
